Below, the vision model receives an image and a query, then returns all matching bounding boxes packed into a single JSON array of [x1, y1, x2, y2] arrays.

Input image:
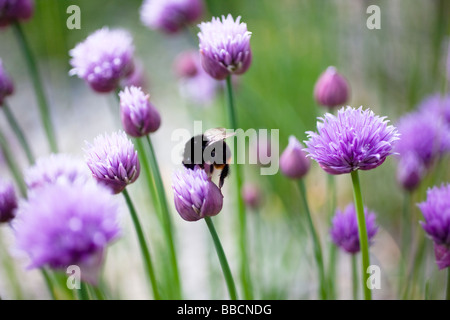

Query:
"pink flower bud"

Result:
[[280, 136, 310, 179], [314, 66, 350, 109]]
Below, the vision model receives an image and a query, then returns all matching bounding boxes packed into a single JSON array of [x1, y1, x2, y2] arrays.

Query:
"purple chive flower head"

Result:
[[396, 152, 425, 192], [418, 184, 450, 246], [14, 181, 120, 284], [314, 66, 350, 109], [0, 179, 17, 223], [174, 51, 199, 78], [69, 28, 135, 93], [198, 14, 252, 80], [330, 203, 378, 254], [241, 183, 262, 210], [172, 166, 223, 221], [395, 111, 450, 168], [418, 184, 450, 269], [119, 86, 161, 137], [140, 0, 203, 34], [24, 154, 91, 191], [418, 93, 450, 125], [84, 131, 140, 194], [0, 0, 34, 27], [433, 243, 450, 270], [280, 135, 310, 179], [304, 106, 399, 175], [0, 59, 14, 106]]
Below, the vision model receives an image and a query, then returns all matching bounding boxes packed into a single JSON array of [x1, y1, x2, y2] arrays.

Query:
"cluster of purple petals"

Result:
[[330, 203, 378, 254], [304, 106, 399, 175]]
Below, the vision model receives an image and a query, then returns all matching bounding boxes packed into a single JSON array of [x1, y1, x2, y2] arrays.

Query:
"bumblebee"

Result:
[[182, 128, 234, 188]]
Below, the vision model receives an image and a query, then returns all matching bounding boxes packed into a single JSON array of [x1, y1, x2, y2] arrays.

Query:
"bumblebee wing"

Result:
[[204, 128, 235, 145]]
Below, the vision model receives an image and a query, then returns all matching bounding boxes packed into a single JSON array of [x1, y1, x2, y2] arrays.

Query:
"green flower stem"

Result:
[[123, 188, 160, 300], [225, 75, 252, 300], [3, 101, 35, 164], [0, 128, 27, 196], [446, 268, 450, 300], [398, 192, 412, 295], [0, 230, 24, 299], [40, 269, 57, 300], [298, 179, 327, 300], [351, 254, 358, 300], [12, 22, 58, 153], [326, 174, 337, 299], [77, 281, 90, 300], [134, 138, 160, 222], [113, 91, 181, 299], [350, 170, 372, 300], [205, 216, 238, 300], [145, 134, 182, 299], [91, 285, 106, 300]]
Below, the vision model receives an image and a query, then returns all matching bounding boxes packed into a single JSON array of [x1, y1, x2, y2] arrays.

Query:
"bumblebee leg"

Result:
[[219, 164, 230, 189]]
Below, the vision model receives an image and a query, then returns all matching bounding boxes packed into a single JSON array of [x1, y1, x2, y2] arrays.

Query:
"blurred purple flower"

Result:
[[433, 243, 450, 270], [119, 86, 161, 137], [330, 203, 378, 254], [140, 0, 203, 34], [69, 27, 135, 93], [84, 131, 140, 194], [14, 181, 120, 284], [198, 14, 252, 80], [280, 135, 310, 179], [304, 106, 399, 175], [396, 152, 425, 192], [418, 184, 450, 269], [24, 154, 91, 191], [0, 0, 34, 27], [174, 51, 199, 78], [0, 58, 14, 106], [241, 183, 262, 210], [418, 184, 450, 246], [418, 93, 450, 125], [174, 51, 218, 104], [395, 111, 450, 168], [0, 179, 17, 223], [314, 66, 350, 109], [172, 166, 223, 221]]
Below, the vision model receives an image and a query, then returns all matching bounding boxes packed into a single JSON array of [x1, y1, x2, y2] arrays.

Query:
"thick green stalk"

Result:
[[77, 282, 90, 300], [351, 254, 358, 300], [12, 22, 58, 153], [40, 269, 57, 300], [350, 170, 372, 300], [145, 135, 182, 299], [123, 189, 160, 300], [398, 192, 411, 296], [298, 179, 327, 300], [0, 128, 26, 196], [134, 138, 161, 222], [326, 174, 337, 299], [3, 102, 35, 164], [225, 75, 252, 300], [205, 216, 238, 300]]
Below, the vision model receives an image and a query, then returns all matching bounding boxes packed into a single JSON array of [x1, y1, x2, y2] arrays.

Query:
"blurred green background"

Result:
[[0, 0, 449, 300]]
